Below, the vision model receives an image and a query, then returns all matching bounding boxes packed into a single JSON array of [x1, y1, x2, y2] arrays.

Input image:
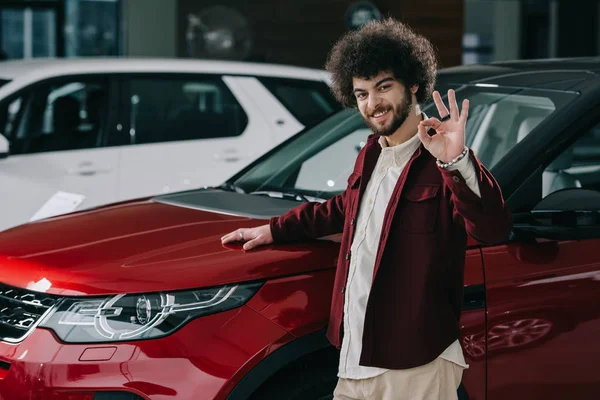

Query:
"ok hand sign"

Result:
[[417, 89, 469, 163]]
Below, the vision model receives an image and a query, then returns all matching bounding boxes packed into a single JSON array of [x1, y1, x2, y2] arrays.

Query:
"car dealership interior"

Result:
[[2, 0, 599, 68], [0, 1, 599, 400]]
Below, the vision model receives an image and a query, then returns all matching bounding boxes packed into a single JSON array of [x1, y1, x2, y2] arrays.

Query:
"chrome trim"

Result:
[[1, 300, 61, 344], [0, 284, 61, 344]]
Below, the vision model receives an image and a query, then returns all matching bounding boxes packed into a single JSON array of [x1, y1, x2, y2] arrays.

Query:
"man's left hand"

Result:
[[417, 89, 469, 163]]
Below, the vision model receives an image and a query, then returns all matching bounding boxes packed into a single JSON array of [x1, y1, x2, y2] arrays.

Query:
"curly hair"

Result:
[[325, 18, 438, 108]]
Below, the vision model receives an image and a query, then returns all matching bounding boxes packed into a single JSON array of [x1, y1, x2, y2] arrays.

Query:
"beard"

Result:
[[362, 87, 413, 137]]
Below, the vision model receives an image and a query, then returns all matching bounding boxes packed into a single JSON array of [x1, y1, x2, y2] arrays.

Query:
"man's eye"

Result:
[[357, 93, 366, 99], [380, 85, 390, 90]]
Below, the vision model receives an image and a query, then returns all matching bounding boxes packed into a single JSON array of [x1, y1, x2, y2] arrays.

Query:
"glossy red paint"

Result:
[[483, 239, 600, 400], [0, 199, 488, 399], [459, 309, 487, 400], [0, 199, 340, 296], [47, 393, 95, 400], [459, 249, 487, 400], [246, 270, 336, 337], [0, 305, 291, 400]]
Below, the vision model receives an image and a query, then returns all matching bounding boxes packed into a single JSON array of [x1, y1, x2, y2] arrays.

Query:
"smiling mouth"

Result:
[[372, 108, 391, 120]]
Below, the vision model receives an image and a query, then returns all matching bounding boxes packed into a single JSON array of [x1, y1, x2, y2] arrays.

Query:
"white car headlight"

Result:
[[39, 282, 262, 343]]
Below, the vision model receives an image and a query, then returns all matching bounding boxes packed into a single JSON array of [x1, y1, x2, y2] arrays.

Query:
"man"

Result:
[[222, 18, 512, 400]]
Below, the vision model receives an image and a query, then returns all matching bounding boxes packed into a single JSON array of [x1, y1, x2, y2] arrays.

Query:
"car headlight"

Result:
[[39, 282, 262, 343]]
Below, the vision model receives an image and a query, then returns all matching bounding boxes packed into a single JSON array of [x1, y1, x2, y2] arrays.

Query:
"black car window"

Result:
[[1, 79, 108, 155], [229, 86, 576, 200], [427, 90, 555, 168], [119, 77, 248, 145], [259, 77, 342, 127], [542, 126, 600, 198], [0, 97, 24, 142]]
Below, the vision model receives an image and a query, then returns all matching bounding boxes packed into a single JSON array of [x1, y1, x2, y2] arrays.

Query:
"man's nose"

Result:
[[367, 93, 382, 111]]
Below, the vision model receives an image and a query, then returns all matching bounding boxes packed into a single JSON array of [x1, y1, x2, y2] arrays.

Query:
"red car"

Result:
[[1, 58, 600, 400]]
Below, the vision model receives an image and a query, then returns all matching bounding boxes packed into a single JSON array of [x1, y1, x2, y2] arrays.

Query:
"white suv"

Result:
[[0, 58, 339, 231]]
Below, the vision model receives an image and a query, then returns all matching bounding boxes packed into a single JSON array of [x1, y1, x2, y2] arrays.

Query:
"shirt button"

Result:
[[345, 252, 351, 260], [379, 167, 385, 173], [368, 199, 373, 205], [350, 218, 355, 226], [453, 176, 460, 183]]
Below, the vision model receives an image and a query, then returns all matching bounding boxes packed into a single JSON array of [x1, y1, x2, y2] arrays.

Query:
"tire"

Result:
[[249, 365, 338, 400]]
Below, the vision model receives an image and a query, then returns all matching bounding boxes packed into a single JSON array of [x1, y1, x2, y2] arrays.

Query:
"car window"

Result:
[[293, 90, 554, 194], [230, 86, 577, 200], [1, 79, 108, 155], [120, 77, 248, 145], [259, 77, 342, 127], [295, 128, 369, 192], [0, 97, 24, 143], [424, 90, 556, 168], [541, 125, 600, 198]]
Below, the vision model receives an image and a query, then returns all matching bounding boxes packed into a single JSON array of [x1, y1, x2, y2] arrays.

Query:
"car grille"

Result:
[[0, 283, 59, 343]]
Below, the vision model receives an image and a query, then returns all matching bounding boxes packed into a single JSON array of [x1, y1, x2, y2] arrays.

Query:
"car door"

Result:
[[482, 125, 600, 400], [113, 74, 277, 200], [0, 76, 119, 231]]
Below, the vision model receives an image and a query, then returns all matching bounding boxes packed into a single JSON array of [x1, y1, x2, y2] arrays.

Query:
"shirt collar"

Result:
[[378, 113, 429, 166]]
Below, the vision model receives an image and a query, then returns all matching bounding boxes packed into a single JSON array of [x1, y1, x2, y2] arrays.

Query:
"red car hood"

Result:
[[0, 193, 340, 296]]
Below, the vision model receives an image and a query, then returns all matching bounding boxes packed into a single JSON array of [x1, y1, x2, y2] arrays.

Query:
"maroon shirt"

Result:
[[269, 133, 512, 369]]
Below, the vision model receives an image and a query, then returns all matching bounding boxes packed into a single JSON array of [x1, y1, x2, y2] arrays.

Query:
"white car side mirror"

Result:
[[0, 134, 8, 159]]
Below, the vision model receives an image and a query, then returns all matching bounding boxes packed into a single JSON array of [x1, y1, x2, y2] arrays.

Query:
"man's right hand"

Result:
[[221, 224, 274, 251]]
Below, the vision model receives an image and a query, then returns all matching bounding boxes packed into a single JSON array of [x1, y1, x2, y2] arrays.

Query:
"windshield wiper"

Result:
[[249, 190, 325, 203], [220, 184, 325, 203], [218, 182, 246, 194]]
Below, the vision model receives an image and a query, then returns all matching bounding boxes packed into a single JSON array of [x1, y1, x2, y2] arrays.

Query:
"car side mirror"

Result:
[[512, 188, 600, 240], [533, 188, 600, 212], [0, 134, 8, 159]]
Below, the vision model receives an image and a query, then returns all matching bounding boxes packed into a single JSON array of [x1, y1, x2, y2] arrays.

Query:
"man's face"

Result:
[[352, 72, 415, 136]]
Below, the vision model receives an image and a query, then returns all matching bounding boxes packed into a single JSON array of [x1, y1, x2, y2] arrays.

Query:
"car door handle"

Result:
[[68, 162, 113, 176]]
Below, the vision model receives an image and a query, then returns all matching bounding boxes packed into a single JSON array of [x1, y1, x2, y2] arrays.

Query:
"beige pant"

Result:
[[333, 358, 464, 400]]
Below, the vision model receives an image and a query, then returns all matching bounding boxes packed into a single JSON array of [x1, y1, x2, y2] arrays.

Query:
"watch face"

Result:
[[346, 1, 381, 30]]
